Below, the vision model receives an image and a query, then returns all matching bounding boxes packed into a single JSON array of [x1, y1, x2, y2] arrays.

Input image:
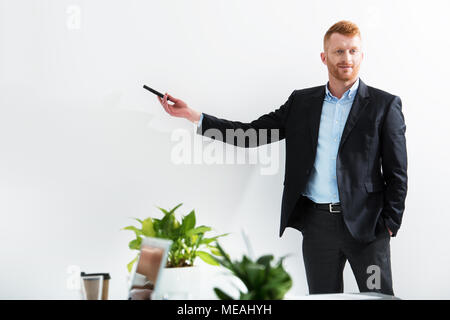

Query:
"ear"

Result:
[[320, 52, 327, 65]]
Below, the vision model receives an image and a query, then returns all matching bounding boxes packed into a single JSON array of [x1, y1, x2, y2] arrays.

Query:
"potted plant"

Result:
[[122, 203, 227, 299], [212, 242, 292, 300]]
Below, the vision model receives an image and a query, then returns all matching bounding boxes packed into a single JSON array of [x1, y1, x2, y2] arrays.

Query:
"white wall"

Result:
[[0, 0, 449, 299]]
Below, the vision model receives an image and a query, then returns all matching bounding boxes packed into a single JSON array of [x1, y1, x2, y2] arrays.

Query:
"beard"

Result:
[[328, 62, 361, 81]]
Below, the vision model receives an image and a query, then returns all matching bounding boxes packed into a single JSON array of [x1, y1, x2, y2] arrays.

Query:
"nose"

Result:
[[342, 51, 352, 63]]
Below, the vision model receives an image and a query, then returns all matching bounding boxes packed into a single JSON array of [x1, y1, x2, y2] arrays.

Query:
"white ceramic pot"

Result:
[[154, 264, 226, 300], [153, 265, 200, 299]]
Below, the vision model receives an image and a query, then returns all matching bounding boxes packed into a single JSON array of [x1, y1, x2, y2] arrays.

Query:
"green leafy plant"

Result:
[[212, 242, 292, 300], [122, 203, 228, 272]]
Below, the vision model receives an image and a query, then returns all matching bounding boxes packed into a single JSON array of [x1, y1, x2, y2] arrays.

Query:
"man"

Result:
[[157, 21, 407, 296]]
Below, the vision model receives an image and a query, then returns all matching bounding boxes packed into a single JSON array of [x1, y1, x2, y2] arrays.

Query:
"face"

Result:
[[321, 33, 363, 82]]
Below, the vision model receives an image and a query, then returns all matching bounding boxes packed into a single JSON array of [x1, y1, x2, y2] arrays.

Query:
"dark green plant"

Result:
[[212, 242, 292, 300], [122, 203, 228, 272]]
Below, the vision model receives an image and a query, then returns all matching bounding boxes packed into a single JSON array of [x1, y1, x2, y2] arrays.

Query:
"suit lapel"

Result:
[[308, 90, 325, 152], [337, 79, 370, 154]]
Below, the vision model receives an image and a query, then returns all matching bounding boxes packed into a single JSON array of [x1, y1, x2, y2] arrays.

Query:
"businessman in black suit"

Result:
[[157, 20, 407, 296]]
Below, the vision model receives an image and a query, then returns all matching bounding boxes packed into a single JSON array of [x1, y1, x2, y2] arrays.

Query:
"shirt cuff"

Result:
[[196, 113, 204, 128]]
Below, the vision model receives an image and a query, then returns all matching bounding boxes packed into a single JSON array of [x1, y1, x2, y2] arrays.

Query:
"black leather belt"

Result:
[[305, 198, 342, 214]]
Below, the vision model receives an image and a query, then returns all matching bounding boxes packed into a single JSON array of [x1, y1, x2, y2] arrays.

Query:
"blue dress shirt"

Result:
[[302, 78, 360, 204]]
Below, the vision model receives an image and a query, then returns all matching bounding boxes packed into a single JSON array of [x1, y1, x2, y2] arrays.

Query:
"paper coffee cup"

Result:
[[80, 272, 111, 300]]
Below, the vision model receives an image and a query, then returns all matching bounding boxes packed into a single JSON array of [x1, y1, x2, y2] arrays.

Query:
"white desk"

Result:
[[285, 292, 400, 300]]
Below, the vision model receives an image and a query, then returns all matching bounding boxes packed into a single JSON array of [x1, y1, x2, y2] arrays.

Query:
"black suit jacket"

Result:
[[197, 79, 407, 243]]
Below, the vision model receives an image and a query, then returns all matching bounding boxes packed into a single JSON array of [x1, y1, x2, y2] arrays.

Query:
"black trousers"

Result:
[[301, 204, 394, 296]]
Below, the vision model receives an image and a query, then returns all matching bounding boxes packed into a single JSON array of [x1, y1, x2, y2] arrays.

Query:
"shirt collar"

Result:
[[325, 78, 360, 101]]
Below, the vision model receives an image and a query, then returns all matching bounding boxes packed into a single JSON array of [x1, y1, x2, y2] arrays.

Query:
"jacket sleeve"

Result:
[[380, 96, 408, 237], [196, 91, 296, 148]]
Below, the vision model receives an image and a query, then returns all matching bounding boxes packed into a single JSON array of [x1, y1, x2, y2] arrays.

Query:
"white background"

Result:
[[0, 0, 449, 299]]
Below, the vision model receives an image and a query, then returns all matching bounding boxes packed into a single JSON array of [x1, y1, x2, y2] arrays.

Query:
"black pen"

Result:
[[143, 84, 173, 102]]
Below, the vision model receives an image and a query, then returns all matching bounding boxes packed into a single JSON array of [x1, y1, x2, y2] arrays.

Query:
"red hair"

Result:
[[324, 20, 361, 50]]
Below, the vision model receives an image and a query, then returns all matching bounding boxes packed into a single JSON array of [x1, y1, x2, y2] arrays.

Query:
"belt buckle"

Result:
[[329, 203, 340, 213]]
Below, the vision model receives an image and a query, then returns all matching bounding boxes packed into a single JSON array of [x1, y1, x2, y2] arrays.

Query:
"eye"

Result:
[[336, 50, 343, 54]]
